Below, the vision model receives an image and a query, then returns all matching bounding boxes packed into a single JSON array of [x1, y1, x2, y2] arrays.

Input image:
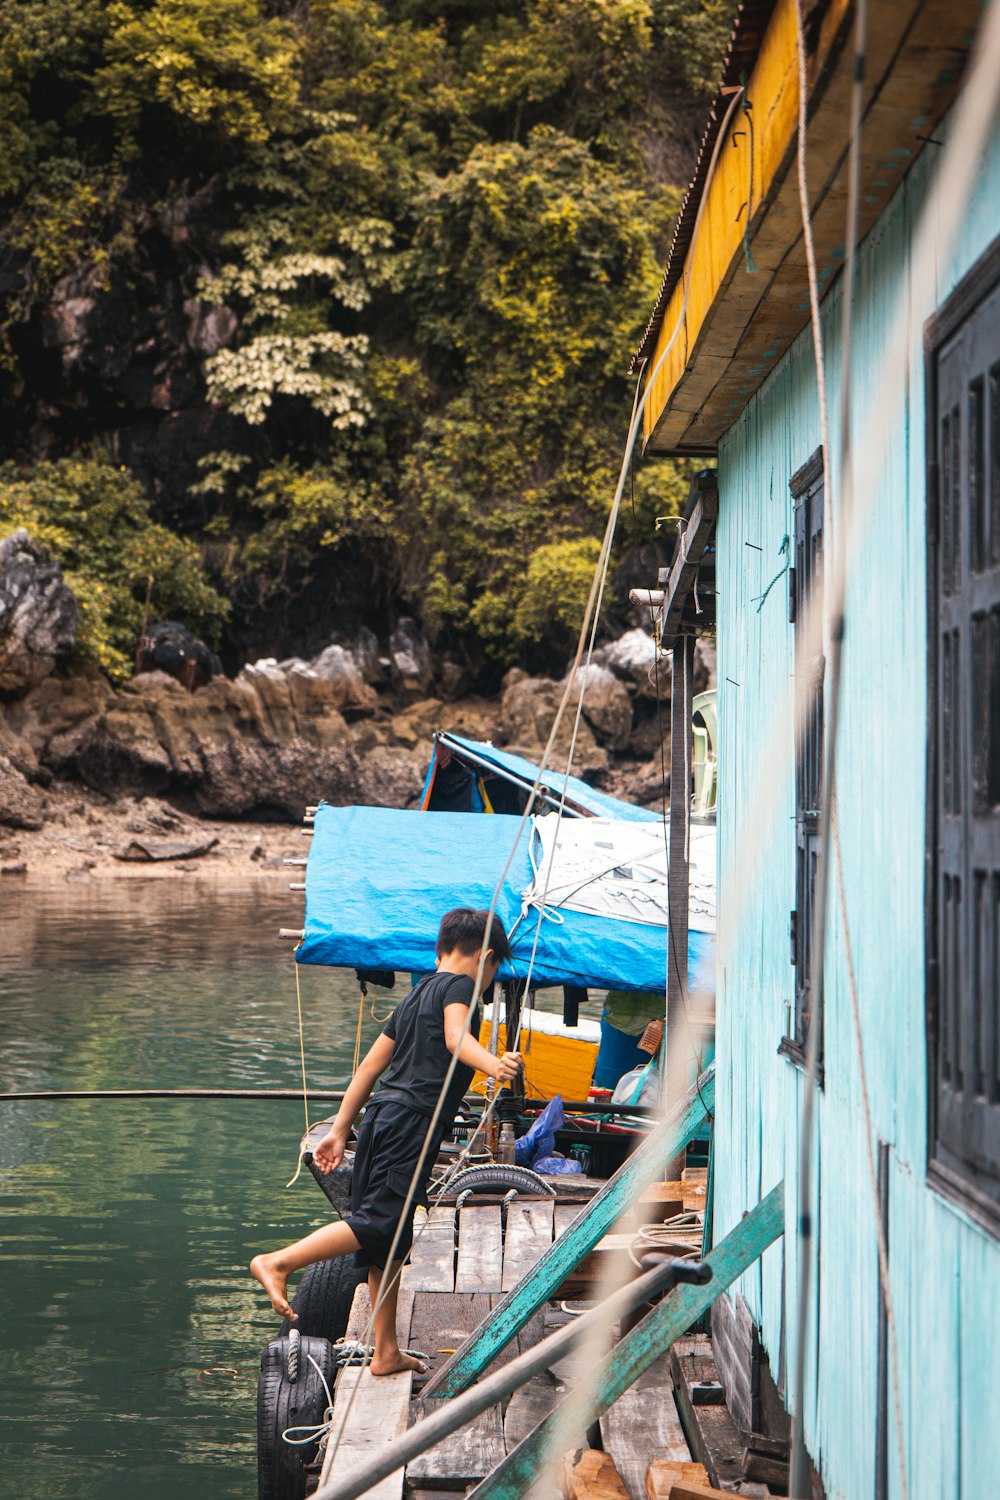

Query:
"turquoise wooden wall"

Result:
[[712, 100, 1000, 1500]]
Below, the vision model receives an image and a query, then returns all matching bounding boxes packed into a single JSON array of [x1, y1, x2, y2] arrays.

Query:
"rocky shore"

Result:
[[0, 529, 715, 881]]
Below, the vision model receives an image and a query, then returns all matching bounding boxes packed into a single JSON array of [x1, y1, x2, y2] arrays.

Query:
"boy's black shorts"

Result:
[[345, 1098, 445, 1271]]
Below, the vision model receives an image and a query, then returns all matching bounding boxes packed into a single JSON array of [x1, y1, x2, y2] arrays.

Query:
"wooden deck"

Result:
[[317, 1200, 706, 1500]]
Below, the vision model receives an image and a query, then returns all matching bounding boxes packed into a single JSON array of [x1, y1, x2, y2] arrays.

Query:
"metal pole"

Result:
[[309, 1256, 710, 1500], [0, 1088, 347, 1103]]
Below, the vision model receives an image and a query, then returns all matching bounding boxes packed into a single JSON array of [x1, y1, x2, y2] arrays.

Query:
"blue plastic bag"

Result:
[[514, 1095, 565, 1167], [533, 1155, 583, 1175]]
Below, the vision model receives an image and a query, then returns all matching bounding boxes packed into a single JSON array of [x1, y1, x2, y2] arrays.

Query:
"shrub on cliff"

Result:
[[0, 458, 228, 682], [0, 0, 724, 672]]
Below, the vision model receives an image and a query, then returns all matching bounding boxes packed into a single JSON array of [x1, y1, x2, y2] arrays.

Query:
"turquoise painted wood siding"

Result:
[[712, 101, 1000, 1500]]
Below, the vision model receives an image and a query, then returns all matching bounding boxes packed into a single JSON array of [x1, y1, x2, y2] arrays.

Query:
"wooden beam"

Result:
[[561, 1449, 632, 1500], [464, 1183, 785, 1500], [669, 1338, 744, 1491], [658, 478, 719, 651], [423, 1066, 716, 1399], [644, 1463, 710, 1500]]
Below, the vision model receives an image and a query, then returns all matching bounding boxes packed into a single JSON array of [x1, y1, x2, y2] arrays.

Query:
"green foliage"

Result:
[[94, 0, 300, 147], [652, 0, 733, 97], [0, 0, 728, 672], [0, 459, 229, 681], [507, 537, 604, 650]]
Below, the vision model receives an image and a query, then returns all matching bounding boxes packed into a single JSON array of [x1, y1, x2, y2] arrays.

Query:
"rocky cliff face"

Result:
[[0, 525, 715, 832]]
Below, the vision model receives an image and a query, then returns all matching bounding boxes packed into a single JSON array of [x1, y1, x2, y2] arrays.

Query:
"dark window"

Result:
[[780, 448, 825, 1071], [927, 234, 1000, 1237]]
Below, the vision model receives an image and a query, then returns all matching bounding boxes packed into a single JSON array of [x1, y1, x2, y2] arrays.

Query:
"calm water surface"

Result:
[[0, 880, 381, 1500]]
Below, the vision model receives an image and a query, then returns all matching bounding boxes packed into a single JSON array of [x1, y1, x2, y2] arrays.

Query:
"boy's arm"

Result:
[[312, 1033, 394, 1173], [443, 1001, 522, 1082]]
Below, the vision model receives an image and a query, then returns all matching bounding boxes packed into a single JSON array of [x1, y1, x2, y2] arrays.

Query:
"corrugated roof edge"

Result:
[[629, 0, 781, 374]]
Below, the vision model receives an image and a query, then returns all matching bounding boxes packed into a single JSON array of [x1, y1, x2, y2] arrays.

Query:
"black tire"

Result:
[[281, 1256, 366, 1342], [448, 1164, 557, 1197], [257, 1333, 336, 1500]]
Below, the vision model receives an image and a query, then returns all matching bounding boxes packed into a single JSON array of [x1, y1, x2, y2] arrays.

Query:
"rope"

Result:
[[285, 951, 312, 1188], [831, 795, 908, 1500], [789, 2, 866, 1487], [308, 82, 750, 1481], [352, 983, 366, 1076]]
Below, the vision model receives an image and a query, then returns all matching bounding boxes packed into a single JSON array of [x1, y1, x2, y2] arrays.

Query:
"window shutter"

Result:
[[928, 241, 1000, 1233]]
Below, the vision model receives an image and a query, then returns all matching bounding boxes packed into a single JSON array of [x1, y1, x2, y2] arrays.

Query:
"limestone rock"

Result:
[[355, 744, 427, 809], [68, 664, 360, 818], [308, 644, 378, 717], [592, 627, 669, 700], [568, 663, 633, 751], [5, 671, 115, 770], [0, 529, 80, 691], [390, 618, 432, 693], [498, 672, 607, 772], [0, 753, 46, 830]]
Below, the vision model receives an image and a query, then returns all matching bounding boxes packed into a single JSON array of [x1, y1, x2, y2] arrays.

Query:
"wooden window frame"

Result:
[[779, 447, 825, 1078], [925, 231, 1000, 1240]]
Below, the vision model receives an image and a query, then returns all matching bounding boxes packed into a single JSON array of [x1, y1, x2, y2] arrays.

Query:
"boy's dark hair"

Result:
[[436, 908, 512, 965]]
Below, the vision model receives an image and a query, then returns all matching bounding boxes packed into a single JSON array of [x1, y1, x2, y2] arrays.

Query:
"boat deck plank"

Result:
[[407, 1289, 507, 1485], [455, 1204, 503, 1292], [407, 1207, 457, 1292], [407, 1401, 507, 1487], [554, 1202, 583, 1239], [320, 1285, 416, 1499], [502, 1199, 555, 1290], [599, 1351, 692, 1500], [408, 1291, 492, 1388]]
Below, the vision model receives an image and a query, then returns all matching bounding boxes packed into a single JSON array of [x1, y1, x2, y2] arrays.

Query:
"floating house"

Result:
[[636, 0, 1000, 1496]]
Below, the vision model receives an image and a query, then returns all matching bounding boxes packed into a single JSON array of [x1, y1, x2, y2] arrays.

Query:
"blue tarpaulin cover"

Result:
[[423, 733, 660, 823], [299, 804, 714, 994]]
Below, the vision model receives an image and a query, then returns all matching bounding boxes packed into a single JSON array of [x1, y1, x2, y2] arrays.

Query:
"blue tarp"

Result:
[[299, 804, 714, 994], [426, 733, 659, 823]]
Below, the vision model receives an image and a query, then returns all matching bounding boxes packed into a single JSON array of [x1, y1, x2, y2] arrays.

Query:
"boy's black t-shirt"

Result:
[[374, 971, 480, 1122]]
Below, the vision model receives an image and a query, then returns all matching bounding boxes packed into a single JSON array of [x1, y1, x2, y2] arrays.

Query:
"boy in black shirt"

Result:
[[250, 908, 521, 1375]]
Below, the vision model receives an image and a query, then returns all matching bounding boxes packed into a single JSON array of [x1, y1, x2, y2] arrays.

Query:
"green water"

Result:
[[0, 880, 383, 1500]]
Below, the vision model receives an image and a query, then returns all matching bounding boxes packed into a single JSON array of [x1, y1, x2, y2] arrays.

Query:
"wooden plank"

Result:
[[600, 1352, 692, 1500], [644, 1462, 710, 1500], [709, 1293, 757, 1437], [407, 1401, 507, 1488], [407, 1207, 456, 1293], [320, 1287, 416, 1497], [669, 1337, 744, 1492], [557, 1229, 703, 1300], [640, 1184, 707, 1218], [504, 1373, 565, 1450], [456, 1204, 503, 1293], [661, 1486, 739, 1500], [409, 1292, 493, 1389], [554, 1203, 582, 1238], [465, 1182, 784, 1500], [424, 1067, 716, 1398], [502, 1199, 555, 1291], [561, 1448, 631, 1500]]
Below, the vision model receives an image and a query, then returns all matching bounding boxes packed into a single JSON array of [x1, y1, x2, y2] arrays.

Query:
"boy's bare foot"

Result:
[[369, 1349, 427, 1376], [250, 1253, 297, 1321]]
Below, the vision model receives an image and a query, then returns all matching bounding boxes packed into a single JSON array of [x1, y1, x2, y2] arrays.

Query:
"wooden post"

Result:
[[504, 980, 527, 1109], [424, 1065, 716, 1398], [666, 631, 694, 1163], [465, 1184, 785, 1500]]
